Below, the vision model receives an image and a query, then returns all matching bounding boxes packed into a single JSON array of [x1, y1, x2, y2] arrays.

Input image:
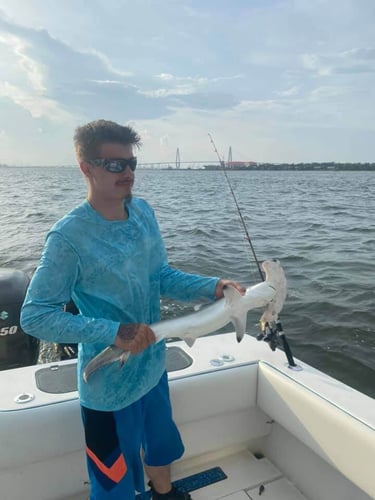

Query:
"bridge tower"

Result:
[[176, 148, 181, 169], [227, 146, 232, 166]]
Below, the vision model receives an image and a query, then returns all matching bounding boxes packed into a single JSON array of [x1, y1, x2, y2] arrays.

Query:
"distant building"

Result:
[[226, 161, 257, 169]]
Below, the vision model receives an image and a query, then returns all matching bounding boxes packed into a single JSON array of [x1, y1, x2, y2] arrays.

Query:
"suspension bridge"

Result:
[[139, 147, 255, 169]]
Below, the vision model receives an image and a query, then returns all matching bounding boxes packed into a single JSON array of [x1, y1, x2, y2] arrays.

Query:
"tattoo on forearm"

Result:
[[117, 324, 139, 342]]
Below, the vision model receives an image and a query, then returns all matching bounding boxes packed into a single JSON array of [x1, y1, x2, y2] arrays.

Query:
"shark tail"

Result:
[[83, 345, 125, 383]]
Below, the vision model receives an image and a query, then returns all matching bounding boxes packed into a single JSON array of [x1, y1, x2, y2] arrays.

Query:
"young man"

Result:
[[21, 120, 244, 500]]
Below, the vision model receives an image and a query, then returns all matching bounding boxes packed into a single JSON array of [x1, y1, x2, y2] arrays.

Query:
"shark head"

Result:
[[260, 259, 288, 324]]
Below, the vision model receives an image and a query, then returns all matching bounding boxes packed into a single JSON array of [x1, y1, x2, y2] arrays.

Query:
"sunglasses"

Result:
[[89, 157, 137, 173]]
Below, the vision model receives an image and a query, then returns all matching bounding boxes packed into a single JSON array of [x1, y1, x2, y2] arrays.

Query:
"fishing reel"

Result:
[[257, 319, 300, 370], [257, 320, 283, 352]]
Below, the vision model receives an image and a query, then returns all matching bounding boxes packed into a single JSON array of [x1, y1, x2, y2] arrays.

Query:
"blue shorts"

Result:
[[81, 371, 184, 499]]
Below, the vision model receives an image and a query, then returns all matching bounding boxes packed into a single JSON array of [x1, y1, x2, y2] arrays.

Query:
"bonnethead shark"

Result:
[[83, 259, 287, 382]]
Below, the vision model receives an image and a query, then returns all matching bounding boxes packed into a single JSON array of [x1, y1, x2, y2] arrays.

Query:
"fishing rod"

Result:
[[208, 133, 299, 369], [208, 133, 264, 282]]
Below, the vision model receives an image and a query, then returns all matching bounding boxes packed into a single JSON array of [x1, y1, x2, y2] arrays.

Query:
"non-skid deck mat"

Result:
[[136, 466, 227, 498]]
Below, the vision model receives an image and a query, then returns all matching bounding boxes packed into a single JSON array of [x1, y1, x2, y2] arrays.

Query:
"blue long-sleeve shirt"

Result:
[[21, 198, 219, 411]]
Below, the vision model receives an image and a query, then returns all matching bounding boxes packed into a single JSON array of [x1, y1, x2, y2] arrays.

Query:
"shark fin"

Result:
[[184, 337, 196, 348], [231, 314, 247, 342], [223, 285, 243, 306]]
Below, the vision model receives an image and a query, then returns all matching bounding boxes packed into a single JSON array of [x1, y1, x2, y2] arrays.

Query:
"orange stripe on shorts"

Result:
[[86, 446, 127, 484]]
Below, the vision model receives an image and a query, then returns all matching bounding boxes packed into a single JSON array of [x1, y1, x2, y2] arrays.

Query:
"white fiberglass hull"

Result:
[[0, 333, 374, 500]]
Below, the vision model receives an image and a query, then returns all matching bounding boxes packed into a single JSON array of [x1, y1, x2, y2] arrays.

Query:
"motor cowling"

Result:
[[0, 269, 40, 370]]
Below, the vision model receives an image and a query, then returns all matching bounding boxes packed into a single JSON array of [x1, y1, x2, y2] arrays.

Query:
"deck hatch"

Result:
[[35, 363, 77, 394], [34, 347, 193, 394]]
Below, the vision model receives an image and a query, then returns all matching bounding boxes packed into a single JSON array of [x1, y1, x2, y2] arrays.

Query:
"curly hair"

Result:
[[74, 120, 142, 161]]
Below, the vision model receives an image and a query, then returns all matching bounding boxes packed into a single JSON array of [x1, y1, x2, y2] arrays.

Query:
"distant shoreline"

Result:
[[201, 163, 375, 171], [1, 163, 375, 171]]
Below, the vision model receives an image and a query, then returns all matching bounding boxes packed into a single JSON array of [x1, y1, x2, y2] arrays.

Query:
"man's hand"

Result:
[[215, 279, 246, 299], [114, 323, 156, 353]]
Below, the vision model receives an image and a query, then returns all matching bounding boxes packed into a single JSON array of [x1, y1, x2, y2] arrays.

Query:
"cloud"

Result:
[[275, 86, 300, 97], [342, 47, 375, 60], [309, 86, 347, 99], [0, 32, 45, 91], [0, 13, 241, 125], [140, 74, 243, 103], [0, 81, 70, 119], [155, 73, 175, 81], [174, 91, 239, 110], [159, 135, 170, 147], [1, 0, 375, 164], [140, 87, 195, 98], [234, 98, 291, 112], [302, 47, 375, 76]]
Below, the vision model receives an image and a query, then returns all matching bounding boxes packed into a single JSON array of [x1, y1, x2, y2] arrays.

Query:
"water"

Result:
[[1, 166, 374, 398]]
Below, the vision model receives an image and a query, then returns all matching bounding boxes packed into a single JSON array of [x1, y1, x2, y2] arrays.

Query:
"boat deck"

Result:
[[4, 335, 373, 499], [66, 448, 307, 500]]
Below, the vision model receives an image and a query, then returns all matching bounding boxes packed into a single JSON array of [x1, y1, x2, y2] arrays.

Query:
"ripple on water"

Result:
[[0, 168, 374, 397]]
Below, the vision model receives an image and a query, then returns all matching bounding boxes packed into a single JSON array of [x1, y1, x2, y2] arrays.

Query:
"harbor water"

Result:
[[0, 166, 374, 398]]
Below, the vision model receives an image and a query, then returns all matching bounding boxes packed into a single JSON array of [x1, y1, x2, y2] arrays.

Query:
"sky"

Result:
[[0, 0, 374, 166]]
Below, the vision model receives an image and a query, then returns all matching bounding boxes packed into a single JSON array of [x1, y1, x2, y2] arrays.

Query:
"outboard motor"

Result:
[[0, 269, 39, 370]]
